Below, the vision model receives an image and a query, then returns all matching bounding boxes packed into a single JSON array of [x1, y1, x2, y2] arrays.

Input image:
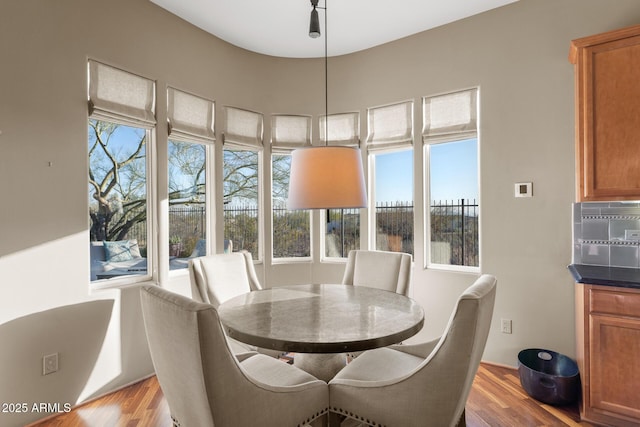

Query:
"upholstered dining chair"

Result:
[[341, 249, 412, 297], [189, 251, 261, 307], [188, 251, 283, 358], [328, 274, 497, 427], [340, 249, 413, 361], [140, 285, 329, 427]]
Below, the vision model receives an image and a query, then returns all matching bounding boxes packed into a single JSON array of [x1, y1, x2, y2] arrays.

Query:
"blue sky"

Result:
[[375, 138, 478, 203]]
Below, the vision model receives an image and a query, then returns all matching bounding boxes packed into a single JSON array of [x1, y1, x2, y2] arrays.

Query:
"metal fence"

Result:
[[430, 199, 478, 266], [124, 200, 478, 265], [375, 202, 414, 254], [223, 204, 259, 257]]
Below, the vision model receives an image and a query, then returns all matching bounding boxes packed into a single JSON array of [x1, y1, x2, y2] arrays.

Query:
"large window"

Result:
[[89, 120, 150, 281], [166, 87, 215, 270], [168, 140, 207, 268], [271, 115, 311, 259], [371, 149, 414, 254], [366, 102, 414, 255], [423, 88, 479, 269], [223, 107, 263, 260], [88, 60, 155, 283], [321, 112, 362, 258]]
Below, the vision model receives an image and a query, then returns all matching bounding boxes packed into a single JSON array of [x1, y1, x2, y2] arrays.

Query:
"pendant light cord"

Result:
[[324, 0, 328, 147]]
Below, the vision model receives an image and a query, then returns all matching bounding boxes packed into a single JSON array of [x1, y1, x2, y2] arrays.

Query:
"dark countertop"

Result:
[[568, 264, 640, 289]]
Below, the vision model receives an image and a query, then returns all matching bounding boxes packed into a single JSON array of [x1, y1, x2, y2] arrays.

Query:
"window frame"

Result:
[[167, 138, 212, 273], [166, 87, 216, 274], [270, 151, 312, 262], [320, 112, 362, 261], [88, 121, 157, 289], [367, 146, 415, 254], [222, 143, 264, 262], [366, 100, 415, 254], [270, 114, 312, 263], [87, 59, 158, 288], [422, 87, 480, 272]]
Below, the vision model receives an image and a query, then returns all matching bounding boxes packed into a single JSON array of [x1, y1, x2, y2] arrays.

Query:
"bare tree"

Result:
[[88, 120, 146, 241], [89, 120, 291, 247]]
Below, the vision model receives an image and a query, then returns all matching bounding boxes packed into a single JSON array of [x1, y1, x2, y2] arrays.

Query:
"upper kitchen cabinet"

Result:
[[570, 24, 640, 201]]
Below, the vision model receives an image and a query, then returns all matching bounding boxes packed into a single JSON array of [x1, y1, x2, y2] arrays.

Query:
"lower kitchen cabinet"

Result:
[[576, 284, 640, 426]]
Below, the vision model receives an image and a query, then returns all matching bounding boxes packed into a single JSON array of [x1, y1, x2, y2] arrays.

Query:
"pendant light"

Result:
[[287, 0, 367, 210]]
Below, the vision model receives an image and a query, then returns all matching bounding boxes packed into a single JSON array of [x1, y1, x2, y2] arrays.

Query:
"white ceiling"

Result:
[[150, 0, 518, 58]]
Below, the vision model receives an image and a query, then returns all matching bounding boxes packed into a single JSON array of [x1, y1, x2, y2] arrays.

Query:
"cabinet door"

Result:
[[589, 314, 640, 422], [571, 26, 640, 201]]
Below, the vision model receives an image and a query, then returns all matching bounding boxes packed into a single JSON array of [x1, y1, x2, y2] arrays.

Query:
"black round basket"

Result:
[[517, 348, 580, 406]]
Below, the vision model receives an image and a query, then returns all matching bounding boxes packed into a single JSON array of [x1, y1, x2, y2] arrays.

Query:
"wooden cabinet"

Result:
[[576, 284, 640, 426], [569, 25, 640, 201]]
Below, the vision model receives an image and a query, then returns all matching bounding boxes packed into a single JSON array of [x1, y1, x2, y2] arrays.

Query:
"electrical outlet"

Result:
[[501, 318, 512, 334], [43, 353, 58, 375]]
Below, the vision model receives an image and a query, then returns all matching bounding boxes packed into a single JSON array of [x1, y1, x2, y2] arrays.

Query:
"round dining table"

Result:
[[218, 283, 425, 381]]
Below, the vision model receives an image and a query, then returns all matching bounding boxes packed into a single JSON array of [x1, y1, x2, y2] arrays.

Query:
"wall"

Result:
[[1, 0, 640, 425]]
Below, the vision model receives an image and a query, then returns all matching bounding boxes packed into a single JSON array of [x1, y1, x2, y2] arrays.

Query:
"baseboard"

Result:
[[480, 360, 517, 371]]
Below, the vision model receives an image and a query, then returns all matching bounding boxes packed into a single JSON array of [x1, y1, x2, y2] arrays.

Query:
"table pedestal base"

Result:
[[294, 353, 347, 382]]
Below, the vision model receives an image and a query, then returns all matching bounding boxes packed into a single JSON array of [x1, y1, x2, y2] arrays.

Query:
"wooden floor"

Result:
[[30, 363, 595, 427]]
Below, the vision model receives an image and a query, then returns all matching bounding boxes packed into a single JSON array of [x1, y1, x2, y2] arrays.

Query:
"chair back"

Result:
[[141, 285, 329, 427], [341, 249, 412, 296], [189, 251, 262, 307], [417, 274, 497, 425], [140, 285, 244, 426]]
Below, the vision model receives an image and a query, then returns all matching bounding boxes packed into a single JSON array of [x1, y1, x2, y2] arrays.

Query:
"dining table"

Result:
[[217, 283, 425, 381]]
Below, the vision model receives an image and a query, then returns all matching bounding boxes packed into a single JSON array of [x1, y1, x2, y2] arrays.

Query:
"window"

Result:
[[166, 88, 215, 270], [366, 101, 414, 255], [423, 88, 479, 269], [87, 60, 155, 283], [321, 112, 362, 258], [168, 140, 207, 266], [271, 115, 311, 259], [223, 107, 263, 260]]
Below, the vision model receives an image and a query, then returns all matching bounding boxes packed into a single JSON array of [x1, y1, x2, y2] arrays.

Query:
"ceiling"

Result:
[[150, 0, 518, 58]]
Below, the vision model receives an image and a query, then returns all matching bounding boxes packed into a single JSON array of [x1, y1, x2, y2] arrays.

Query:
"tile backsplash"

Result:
[[573, 202, 640, 268]]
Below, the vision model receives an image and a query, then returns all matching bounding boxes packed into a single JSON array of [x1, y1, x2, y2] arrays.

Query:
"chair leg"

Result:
[[309, 413, 329, 427], [328, 411, 344, 427], [455, 408, 466, 427]]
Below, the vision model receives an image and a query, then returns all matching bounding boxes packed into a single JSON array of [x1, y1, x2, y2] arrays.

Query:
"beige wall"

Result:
[[1, 0, 639, 425]]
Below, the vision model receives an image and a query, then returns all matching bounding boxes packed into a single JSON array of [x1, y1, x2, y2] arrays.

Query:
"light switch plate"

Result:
[[515, 182, 532, 198]]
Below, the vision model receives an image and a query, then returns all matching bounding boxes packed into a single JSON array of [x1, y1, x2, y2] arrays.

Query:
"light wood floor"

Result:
[[30, 363, 595, 427]]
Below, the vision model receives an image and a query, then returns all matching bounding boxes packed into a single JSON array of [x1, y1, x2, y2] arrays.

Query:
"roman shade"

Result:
[[223, 106, 263, 148], [167, 87, 215, 144], [366, 101, 413, 152], [271, 114, 311, 153], [88, 60, 156, 128], [320, 112, 360, 147], [423, 88, 478, 144]]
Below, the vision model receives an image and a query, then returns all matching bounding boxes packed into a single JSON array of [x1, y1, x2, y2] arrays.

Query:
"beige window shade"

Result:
[[271, 114, 311, 152], [423, 88, 478, 143], [320, 112, 360, 147], [167, 87, 215, 144], [88, 60, 156, 127], [366, 101, 413, 152], [223, 106, 263, 148]]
